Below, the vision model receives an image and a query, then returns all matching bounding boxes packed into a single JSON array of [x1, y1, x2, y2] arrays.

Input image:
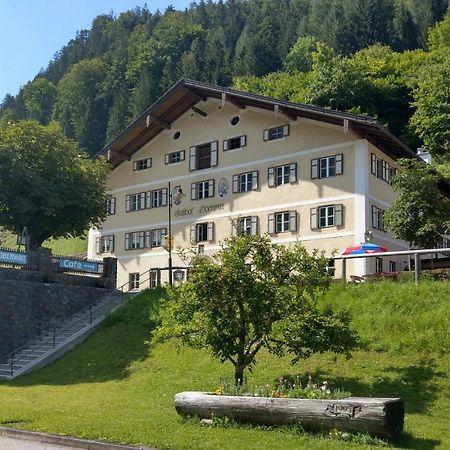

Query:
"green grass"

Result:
[[0, 282, 449, 449], [0, 230, 87, 256]]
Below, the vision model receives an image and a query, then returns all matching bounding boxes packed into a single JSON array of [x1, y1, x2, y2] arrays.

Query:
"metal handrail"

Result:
[[6, 289, 121, 376], [6, 266, 160, 377]]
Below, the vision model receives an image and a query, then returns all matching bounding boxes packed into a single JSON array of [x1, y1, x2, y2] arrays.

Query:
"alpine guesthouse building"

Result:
[[88, 80, 416, 289]]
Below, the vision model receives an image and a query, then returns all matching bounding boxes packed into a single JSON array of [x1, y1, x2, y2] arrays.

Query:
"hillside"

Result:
[[1, 0, 449, 157], [0, 281, 449, 449]]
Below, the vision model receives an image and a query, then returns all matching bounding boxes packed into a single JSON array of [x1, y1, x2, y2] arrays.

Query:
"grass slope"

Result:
[[0, 282, 449, 449], [0, 230, 87, 256]]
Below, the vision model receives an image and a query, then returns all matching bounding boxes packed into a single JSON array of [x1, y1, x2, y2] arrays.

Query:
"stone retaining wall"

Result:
[[0, 278, 110, 362]]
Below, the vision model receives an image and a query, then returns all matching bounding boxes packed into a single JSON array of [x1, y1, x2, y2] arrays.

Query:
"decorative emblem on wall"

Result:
[[218, 177, 229, 198]]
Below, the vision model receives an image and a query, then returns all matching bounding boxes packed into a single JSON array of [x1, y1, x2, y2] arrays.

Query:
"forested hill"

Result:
[[1, 0, 449, 157]]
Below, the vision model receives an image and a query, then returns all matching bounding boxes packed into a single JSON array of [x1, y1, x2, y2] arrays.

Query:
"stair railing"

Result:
[[5, 289, 122, 377]]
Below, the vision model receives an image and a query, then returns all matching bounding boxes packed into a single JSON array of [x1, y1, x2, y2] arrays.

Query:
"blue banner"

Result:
[[58, 258, 100, 273], [0, 250, 27, 265]]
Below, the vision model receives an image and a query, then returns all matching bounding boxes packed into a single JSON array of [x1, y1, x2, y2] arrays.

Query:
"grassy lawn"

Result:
[[0, 281, 449, 449], [0, 230, 87, 256]]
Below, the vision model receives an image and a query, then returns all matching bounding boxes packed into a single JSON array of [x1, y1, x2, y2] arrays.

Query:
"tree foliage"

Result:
[[155, 234, 359, 384], [0, 121, 109, 249], [0, 2, 449, 156], [383, 159, 450, 248]]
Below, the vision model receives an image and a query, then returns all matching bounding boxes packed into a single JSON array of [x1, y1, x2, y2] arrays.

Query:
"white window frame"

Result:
[[275, 212, 291, 233], [276, 165, 290, 186], [129, 273, 140, 290], [151, 228, 166, 248], [319, 205, 335, 228], [239, 172, 253, 192]]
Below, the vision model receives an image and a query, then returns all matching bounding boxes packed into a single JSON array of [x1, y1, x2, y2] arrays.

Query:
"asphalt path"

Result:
[[0, 435, 79, 449]]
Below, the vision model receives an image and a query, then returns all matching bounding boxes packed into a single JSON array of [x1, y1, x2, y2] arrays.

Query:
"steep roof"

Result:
[[96, 78, 419, 169]]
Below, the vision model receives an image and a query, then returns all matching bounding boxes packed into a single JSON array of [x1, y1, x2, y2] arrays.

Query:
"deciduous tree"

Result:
[[155, 234, 358, 385], [384, 158, 450, 248], [0, 121, 109, 249]]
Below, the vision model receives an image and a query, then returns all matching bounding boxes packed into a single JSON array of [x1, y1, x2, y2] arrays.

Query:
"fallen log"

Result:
[[174, 392, 404, 438]]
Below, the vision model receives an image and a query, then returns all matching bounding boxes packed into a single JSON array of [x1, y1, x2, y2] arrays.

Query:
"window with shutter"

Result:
[[265, 125, 288, 141], [191, 182, 197, 200], [133, 158, 151, 171], [125, 195, 131, 212], [95, 237, 101, 254], [311, 159, 318, 179], [251, 216, 258, 235], [166, 150, 185, 165], [335, 154, 343, 175], [224, 136, 246, 151], [210, 141, 218, 166], [190, 224, 196, 243]]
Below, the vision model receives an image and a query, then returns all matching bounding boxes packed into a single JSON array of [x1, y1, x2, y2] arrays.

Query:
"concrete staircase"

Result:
[[0, 290, 125, 380]]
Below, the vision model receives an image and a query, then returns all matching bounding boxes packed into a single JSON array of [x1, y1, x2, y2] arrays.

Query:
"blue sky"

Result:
[[0, 1, 193, 101]]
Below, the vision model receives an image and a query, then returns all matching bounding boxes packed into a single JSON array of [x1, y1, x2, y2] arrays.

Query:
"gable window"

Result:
[[125, 231, 145, 250], [95, 235, 114, 254], [310, 204, 343, 229], [190, 222, 214, 243], [129, 273, 140, 290], [311, 154, 343, 179], [189, 141, 218, 171], [106, 197, 116, 215], [372, 205, 385, 231], [133, 158, 151, 171], [268, 211, 297, 234], [234, 216, 258, 235], [233, 171, 258, 193], [145, 228, 167, 248], [263, 124, 289, 141], [191, 179, 215, 200], [223, 135, 247, 151], [165, 150, 185, 165], [268, 163, 297, 187], [126, 192, 146, 212]]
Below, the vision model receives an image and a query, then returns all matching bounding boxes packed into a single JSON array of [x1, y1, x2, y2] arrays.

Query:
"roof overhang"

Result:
[[95, 79, 419, 169]]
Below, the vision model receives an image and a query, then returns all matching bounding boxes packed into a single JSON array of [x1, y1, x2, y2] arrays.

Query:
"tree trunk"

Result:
[[174, 392, 404, 438], [234, 365, 244, 387]]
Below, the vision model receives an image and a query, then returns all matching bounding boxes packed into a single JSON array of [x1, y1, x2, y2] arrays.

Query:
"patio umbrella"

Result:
[[342, 242, 388, 255]]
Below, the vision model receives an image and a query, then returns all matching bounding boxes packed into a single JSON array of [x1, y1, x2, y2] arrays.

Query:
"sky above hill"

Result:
[[0, 1, 193, 101]]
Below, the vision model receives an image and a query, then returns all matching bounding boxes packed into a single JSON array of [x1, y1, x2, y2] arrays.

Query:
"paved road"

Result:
[[0, 435, 79, 449]]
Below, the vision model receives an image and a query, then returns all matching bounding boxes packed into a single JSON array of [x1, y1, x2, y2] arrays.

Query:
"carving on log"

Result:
[[174, 392, 404, 438]]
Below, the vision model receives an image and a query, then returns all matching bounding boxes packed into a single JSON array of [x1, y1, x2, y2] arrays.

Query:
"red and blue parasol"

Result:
[[342, 243, 388, 255]]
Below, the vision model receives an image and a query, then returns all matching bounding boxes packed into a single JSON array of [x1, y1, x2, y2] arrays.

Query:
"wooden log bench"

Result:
[[174, 392, 404, 438]]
